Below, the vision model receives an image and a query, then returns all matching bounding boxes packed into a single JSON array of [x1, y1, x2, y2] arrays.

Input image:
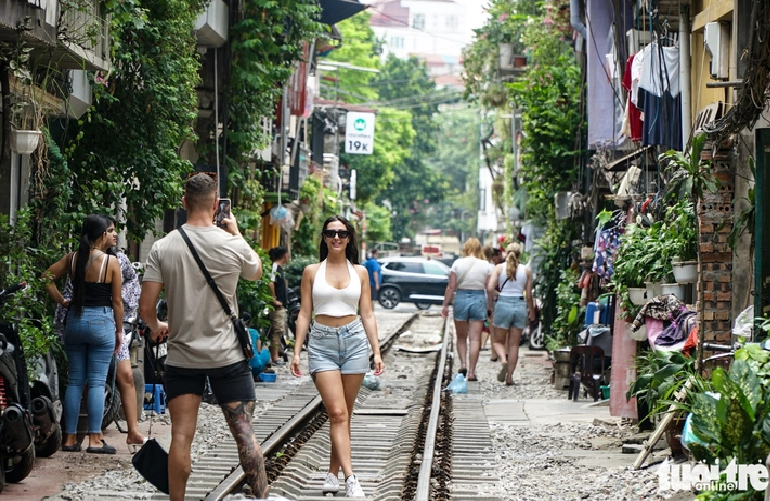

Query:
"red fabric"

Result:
[[623, 55, 642, 142], [683, 324, 699, 353]]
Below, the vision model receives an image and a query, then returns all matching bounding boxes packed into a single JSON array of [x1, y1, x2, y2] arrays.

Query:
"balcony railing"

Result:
[[57, 0, 110, 70]]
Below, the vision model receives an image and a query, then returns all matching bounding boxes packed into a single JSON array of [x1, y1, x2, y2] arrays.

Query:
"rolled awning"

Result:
[[318, 0, 366, 25]]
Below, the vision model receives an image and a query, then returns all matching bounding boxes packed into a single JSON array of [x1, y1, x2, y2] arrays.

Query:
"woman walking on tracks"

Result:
[[290, 215, 385, 498], [441, 238, 493, 381]]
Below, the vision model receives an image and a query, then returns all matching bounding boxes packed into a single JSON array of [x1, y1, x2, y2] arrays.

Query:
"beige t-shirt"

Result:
[[143, 225, 261, 368]]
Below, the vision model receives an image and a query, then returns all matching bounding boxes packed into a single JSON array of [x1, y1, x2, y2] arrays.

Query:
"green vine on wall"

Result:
[[65, 0, 206, 241], [227, 0, 323, 169]]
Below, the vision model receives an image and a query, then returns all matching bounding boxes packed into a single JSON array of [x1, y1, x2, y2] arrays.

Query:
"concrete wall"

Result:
[[690, 0, 735, 121]]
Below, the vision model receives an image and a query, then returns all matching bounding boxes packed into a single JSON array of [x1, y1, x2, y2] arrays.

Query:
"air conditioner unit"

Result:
[[704, 21, 729, 80], [626, 29, 651, 54]]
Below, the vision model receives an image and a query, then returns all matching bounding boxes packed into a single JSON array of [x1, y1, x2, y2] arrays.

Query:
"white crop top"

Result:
[[498, 263, 528, 297], [312, 260, 361, 316]]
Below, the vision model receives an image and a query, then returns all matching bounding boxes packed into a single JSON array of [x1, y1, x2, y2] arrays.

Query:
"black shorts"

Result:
[[164, 360, 256, 404]]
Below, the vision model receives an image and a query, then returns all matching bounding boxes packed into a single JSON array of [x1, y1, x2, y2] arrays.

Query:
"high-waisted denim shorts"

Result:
[[308, 318, 370, 375], [453, 289, 487, 322], [493, 296, 528, 330]]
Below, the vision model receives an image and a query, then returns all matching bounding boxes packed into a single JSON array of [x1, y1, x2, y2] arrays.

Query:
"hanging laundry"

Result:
[[592, 227, 622, 281], [622, 54, 642, 141], [637, 42, 682, 151]]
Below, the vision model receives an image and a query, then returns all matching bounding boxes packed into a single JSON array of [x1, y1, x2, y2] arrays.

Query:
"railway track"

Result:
[[80, 311, 503, 501], [216, 312, 452, 501]]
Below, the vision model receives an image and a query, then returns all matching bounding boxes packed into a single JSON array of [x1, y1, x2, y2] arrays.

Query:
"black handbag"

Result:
[[178, 227, 255, 360], [131, 439, 169, 494], [131, 344, 169, 494]]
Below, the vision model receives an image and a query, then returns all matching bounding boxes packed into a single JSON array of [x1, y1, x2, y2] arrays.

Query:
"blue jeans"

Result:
[[63, 306, 115, 434]]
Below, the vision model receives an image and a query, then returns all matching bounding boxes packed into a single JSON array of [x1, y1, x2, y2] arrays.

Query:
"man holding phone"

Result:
[[216, 199, 231, 228], [139, 174, 266, 501]]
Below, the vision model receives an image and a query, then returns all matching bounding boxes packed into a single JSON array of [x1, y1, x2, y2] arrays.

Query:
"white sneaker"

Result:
[[322, 472, 340, 495], [345, 475, 365, 497]]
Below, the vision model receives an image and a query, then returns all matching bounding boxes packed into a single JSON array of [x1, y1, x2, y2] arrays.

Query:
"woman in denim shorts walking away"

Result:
[[290, 215, 384, 498], [486, 243, 534, 385], [43, 214, 123, 454], [441, 238, 493, 381]]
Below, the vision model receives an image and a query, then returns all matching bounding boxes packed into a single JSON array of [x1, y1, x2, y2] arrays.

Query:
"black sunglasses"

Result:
[[323, 229, 350, 239]]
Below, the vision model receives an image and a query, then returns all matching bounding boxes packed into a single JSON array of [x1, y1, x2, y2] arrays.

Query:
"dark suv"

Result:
[[377, 257, 450, 310]]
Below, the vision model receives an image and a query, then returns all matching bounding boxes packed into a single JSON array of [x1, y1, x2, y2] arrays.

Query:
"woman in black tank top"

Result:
[[43, 214, 123, 454]]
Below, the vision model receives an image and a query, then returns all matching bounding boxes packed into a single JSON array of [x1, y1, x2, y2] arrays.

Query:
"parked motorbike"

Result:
[[0, 282, 62, 492], [526, 297, 545, 350], [121, 314, 145, 423]]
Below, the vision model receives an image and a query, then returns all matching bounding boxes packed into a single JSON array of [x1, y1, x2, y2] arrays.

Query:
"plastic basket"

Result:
[[259, 373, 277, 383]]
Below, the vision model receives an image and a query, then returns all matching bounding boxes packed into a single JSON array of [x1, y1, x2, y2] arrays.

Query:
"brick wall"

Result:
[[698, 156, 735, 344]]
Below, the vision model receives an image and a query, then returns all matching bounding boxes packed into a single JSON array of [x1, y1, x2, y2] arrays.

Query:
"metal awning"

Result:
[[317, 0, 366, 25], [605, 145, 654, 172]]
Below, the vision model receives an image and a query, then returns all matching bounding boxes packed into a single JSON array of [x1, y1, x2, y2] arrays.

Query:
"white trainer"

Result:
[[345, 475, 365, 497], [322, 472, 340, 495]]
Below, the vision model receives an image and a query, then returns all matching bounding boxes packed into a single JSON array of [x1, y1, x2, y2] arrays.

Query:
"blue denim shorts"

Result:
[[308, 318, 370, 375], [453, 290, 487, 322], [493, 296, 528, 330]]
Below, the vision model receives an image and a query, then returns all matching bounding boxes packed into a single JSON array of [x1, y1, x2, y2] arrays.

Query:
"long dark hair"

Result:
[[319, 215, 359, 264], [71, 214, 111, 314]]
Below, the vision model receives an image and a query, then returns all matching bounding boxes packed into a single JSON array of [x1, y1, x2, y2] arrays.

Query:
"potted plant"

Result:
[[660, 134, 721, 319], [491, 177, 504, 196], [298, 177, 321, 214], [9, 74, 42, 155], [482, 82, 508, 108], [612, 224, 654, 306], [665, 201, 698, 284]]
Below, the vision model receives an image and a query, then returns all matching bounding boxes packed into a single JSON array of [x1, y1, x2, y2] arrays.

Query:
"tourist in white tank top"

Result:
[[486, 242, 534, 386], [290, 216, 383, 497], [441, 237, 493, 382]]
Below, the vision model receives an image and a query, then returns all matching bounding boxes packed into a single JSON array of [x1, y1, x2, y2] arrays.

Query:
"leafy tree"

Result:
[[362, 200, 392, 245], [340, 107, 415, 203], [374, 55, 450, 240], [322, 12, 379, 102], [424, 107, 482, 236], [508, 20, 582, 225], [227, 0, 323, 164]]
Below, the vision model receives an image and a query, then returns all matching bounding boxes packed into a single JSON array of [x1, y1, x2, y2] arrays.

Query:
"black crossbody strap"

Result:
[[178, 227, 237, 322]]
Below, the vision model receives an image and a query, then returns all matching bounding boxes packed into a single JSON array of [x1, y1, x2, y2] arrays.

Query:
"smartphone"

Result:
[[216, 199, 231, 228]]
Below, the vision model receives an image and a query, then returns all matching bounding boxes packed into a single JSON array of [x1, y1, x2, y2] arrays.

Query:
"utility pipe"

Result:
[[680, 3, 692, 144], [570, 0, 587, 40]]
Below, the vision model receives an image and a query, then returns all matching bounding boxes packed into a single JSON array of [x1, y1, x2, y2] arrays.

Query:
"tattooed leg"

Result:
[[221, 400, 268, 499]]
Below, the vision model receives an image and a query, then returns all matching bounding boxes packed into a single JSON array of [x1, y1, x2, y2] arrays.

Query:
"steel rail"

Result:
[[204, 395, 324, 501], [414, 314, 451, 501]]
